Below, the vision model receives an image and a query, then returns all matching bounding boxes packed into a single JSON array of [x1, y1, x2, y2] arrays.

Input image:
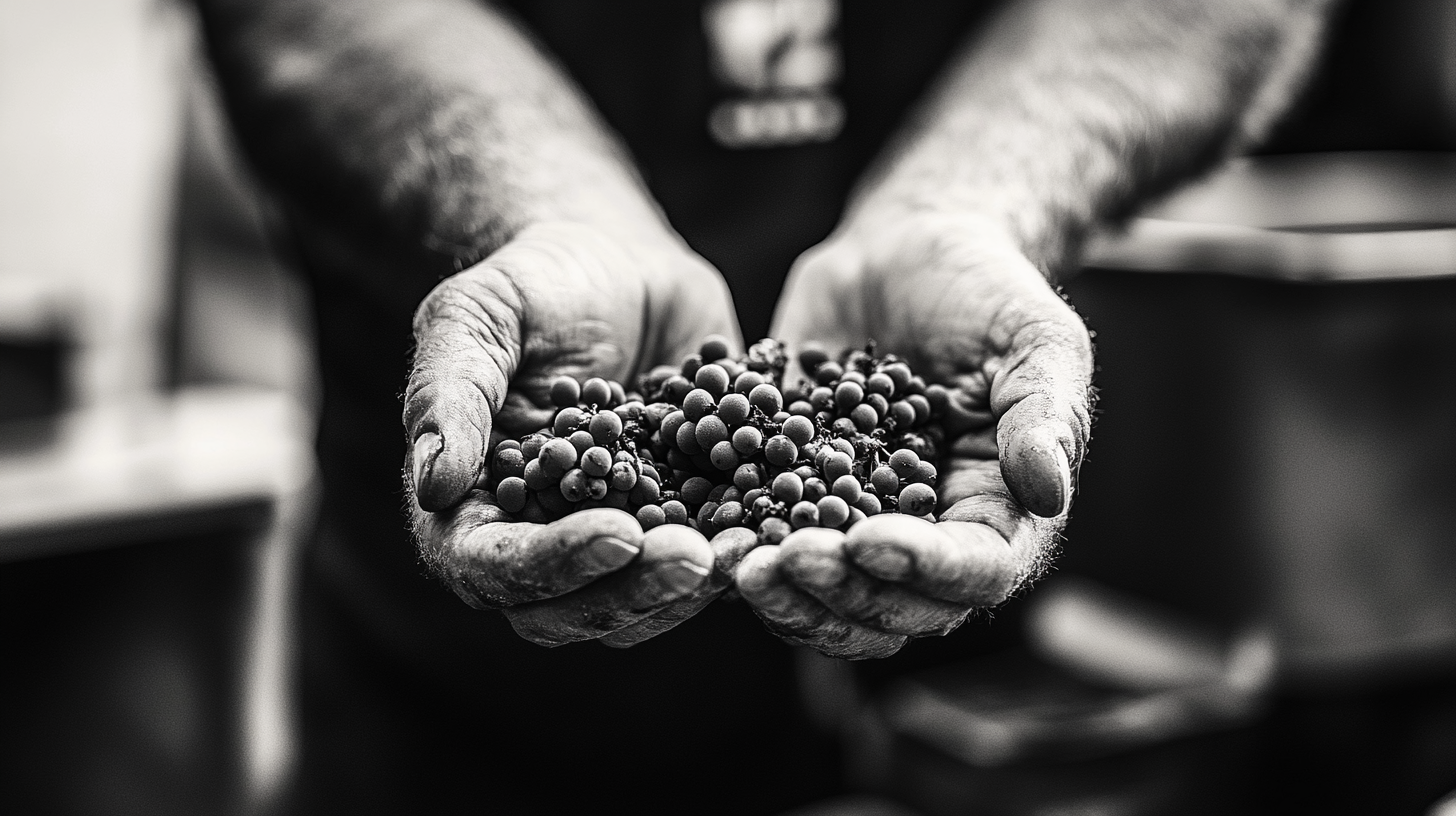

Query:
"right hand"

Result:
[[404, 221, 751, 647]]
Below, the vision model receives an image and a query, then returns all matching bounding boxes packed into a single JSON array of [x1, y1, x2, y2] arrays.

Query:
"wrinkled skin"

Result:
[[737, 213, 1095, 658], [404, 221, 756, 646]]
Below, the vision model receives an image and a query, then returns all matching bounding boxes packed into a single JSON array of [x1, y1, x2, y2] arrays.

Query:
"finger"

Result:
[[655, 259, 746, 369], [416, 505, 646, 609], [987, 291, 1094, 519], [769, 242, 868, 384], [843, 514, 1019, 607], [778, 528, 970, 637], [404, 265, 525, 511], [736, 545, 907, 659], [505, 523, 715, 646], [598, 527, 759, 648]]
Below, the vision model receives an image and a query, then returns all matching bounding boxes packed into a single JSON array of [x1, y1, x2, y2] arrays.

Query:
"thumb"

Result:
[[404, 266, 524, 512], [989, 290, 1095, 519]]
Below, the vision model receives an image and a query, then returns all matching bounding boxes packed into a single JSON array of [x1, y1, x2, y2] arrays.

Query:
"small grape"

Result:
[[906, 394, 931, 424], [695, 364, 730, 397], [898, 482, 937, 516], [854, 492, 882, 515], [788, 401, 815, 417], [882, 363, 913, 394], [734, 371, 765, 395], [734, 463, 763, 492], [636, 504, 666, 530], [749, 383, 784, 416], [797, 345, 830, 374], [832, 417, 856, 437], [850, 403, 878, 433], [789, 501, 819, 529], [589, 411, 623, 444], [717, 393, 751, 426], [732, 425, 763, 455], [772, 471, 804, 504], [815, 361, 843, 385], [662, 500, 689, 525], [710, 440, 739, 470], [608, 380, 628, 406], [683, 388, 717, 421], [493, 447, 526, 479], [568, 430, 595, 456], [764, 435, 798, 467], [660, 410, 687, 444], [866, 371, 896, 396], [680, 353, 703, 380], [580, 446, 612, 477], [864, 393, 890, 420], [699, 334, 731, 363], [523, 459, 552, 491], [560, 469, 590, 502], [550, 376, 581, 408], [609, 461, 638, 491], [721, 486, 743, 504], [521, 433, 549, 461], [676, 421, 702, 454], [663, 375, 693, 402], [889, 448, 921, 477], [871, 465, 900, 496], [758, 517, 792, 545], [781, 415, 815, 446], [581, 377, 612, 407], [680, 477, 713, 506], [695, 415, 730, 449], [539, 438, 578, 478], [553, 407, 585, 437], [817, 495, 850, 528], [913, 461, 939, 485], [496, 477, 528, 513], [925, 384, 950, 416], [713, 501, 745, 528], [830, 438, 856, 459], [834, 381, 864, 413], [831, 474, 861, 503], [629, 476, 660, 505], [889, 400, 916, 429], [823, 451, 853, 483], [802, 476, 829, 504]]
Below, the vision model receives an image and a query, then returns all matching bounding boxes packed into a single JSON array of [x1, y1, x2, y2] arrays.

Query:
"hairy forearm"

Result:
[[847, 0, 1337, 275], [194, 0, 666, 270]]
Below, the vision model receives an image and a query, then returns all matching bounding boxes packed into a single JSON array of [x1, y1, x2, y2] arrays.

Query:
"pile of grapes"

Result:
[[485, 336, 952, 543]]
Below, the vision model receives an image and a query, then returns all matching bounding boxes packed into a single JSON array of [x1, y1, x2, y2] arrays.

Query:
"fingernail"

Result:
[[583, 537, 640, 572], [1006, 429, 1070, 518], [657, 560, 711, 596], [413, 432, 442, 496], [857, 547, 914, 581]]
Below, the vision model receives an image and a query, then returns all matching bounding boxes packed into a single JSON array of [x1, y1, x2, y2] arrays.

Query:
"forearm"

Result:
[[846, 0, 1336, 275], [194, 0, 668, 271]]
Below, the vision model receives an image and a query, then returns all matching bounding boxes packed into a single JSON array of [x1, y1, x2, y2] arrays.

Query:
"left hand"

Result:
[[737, 212, 1094, 658]]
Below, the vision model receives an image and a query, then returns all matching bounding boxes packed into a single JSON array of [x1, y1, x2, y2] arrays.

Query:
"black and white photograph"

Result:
[[1, 0, 1454, 813]]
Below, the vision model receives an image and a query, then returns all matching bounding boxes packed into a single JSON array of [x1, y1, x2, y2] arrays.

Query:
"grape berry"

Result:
[[480, 337, 954, 540]]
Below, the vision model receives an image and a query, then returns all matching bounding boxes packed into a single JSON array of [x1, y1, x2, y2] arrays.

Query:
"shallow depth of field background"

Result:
[[1, 0, 1455, 814]]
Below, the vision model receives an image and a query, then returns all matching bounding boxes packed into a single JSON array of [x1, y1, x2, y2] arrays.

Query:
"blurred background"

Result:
[[1, 0, 1454, 814]]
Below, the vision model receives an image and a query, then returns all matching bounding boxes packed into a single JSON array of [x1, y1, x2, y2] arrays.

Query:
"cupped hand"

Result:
[[404, 221, 750, 646], [738, 213, 1094, 658]]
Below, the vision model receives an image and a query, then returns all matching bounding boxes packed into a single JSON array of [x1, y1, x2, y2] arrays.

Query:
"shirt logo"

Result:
[[703, 0, 845, 149]]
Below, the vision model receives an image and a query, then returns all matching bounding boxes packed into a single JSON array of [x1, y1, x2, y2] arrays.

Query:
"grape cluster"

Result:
[[481, 336, 953, 542]]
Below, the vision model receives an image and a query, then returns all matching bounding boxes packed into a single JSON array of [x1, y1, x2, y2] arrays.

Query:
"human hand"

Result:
[[405, 221, 753, 646], [737, 213, 1094, 658]]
